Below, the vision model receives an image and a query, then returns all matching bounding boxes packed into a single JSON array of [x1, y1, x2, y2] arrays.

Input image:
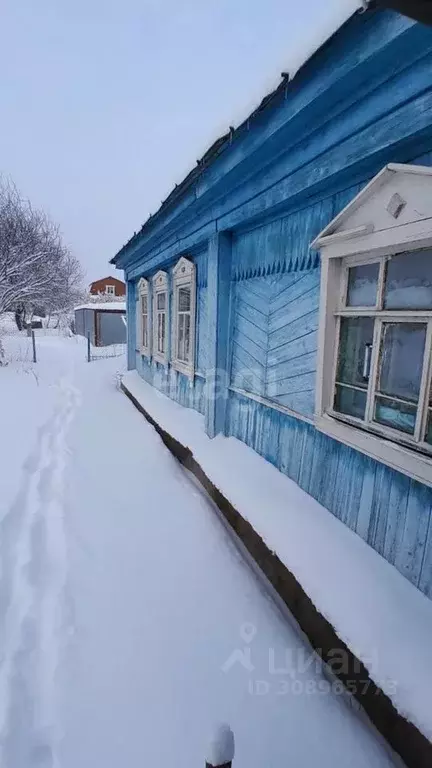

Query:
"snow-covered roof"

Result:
[[74, 302, 126, 312]]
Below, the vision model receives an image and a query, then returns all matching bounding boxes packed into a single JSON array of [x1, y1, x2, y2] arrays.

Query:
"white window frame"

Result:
[[315, 230, 432, 488], [152, 270, 168, 365], [137, 277, 150, 357], [171, 257, 196, 378], [106, 284, 116, 296]]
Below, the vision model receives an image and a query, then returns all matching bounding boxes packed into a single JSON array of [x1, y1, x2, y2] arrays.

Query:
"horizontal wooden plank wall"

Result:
[[226, 390, 432, 597]]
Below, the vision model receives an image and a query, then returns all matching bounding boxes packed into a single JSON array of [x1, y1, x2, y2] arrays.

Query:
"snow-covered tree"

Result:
[[0, 178, 84, 343]]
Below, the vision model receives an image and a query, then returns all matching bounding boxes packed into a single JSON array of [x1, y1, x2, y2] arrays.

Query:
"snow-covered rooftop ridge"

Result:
[[122, 370, 432, 744], [200, 1, 364, 157], [74, 302, 126, 312], [226, 0, 362, 130], [181, 1, 363, 148], [287, 1, 363, 77]]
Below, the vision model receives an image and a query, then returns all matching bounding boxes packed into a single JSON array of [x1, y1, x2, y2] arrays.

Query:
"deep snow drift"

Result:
[[123, 368, 432, 746], [0, 331, 399, 767]]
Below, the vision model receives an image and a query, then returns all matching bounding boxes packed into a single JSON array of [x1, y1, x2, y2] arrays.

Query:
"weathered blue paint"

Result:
[[231, 267, 319, 417], [196, 249, 209, 375], [137, 355, 206, 415], [126, 280, 136, 370], [226, 390, 432, 598], [231, 200, 332, 280], [114, 8, 432, 597], [205, 232, 232, 437]]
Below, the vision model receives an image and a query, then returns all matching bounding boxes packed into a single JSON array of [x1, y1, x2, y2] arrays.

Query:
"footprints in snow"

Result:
[[0, 378, 80, 767]]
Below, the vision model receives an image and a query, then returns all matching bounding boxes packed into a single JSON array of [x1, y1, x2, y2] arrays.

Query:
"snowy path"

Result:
[[0, 337, 400, 767]]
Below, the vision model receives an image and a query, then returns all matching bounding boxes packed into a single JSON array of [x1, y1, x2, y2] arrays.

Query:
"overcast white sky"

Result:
[[1, 0, 357, 283]]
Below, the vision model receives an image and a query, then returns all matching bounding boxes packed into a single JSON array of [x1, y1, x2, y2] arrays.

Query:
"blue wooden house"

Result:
[[112, 6, 432, 598]]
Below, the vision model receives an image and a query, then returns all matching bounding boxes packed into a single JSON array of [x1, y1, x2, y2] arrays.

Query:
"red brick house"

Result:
[[90, 275, 126, 298]]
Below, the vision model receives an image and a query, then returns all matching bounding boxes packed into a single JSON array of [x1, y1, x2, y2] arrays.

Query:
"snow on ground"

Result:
[[123, 370, 432, 745], [0, 332, 400, 767], [73, 301, 126, 311]]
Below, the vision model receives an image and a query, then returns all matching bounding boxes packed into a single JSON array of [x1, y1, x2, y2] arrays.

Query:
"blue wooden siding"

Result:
[[226, 390, 432, 597], [231, 268, 319, 416], [136, 355, 206, 415], [196, 284, 208, 375]]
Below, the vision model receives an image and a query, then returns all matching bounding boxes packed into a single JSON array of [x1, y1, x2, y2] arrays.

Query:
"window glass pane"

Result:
[[184, 314, 191, 360], [157, 312, 165, 353], [334, 385, 367, 419], [336, 317, 374, 389], [425, 385, 432, 444], [426, 411, 432, 445], [384, 250, 432, 309], [141, 295, 147, 313], [157, 292, 166, 310], [160, 313, 165, 352], [177, 314, 184, 358], [178, 286, 191, 312], [377, 323, 426, 403], [142, 316, 148, 347], [346, 263, 379, 307], [374, 397, 417, 435]]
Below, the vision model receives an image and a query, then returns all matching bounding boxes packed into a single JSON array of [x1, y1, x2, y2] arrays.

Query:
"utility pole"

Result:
[[31, 330, 37, 363]]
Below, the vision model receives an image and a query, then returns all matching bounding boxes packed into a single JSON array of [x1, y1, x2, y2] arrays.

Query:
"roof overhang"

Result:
[[376, 0, 432, 26]]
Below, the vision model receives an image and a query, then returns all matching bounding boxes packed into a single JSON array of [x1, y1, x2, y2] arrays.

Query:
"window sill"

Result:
[[315, 413, 432, 488], [171, 359, 194, 378], [152, 352, 168, 367]]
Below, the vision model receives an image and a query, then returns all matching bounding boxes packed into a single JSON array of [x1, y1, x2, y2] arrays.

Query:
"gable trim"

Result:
[[311, 163, 432, 249]]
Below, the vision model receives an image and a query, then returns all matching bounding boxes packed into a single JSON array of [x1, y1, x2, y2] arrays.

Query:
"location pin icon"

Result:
[[240, 622, 257, 644]]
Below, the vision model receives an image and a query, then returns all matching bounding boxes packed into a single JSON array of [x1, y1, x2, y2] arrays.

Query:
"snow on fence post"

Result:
[[206, 724, 235, 768], [31, 330, 37, 363], [87, 332, 91, 363]]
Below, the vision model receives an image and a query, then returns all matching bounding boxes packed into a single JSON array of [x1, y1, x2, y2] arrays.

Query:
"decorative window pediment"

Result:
[[138, 277, 149, 292], [173, 256, 195, 278], [153, 270, 168, 289], [171, 257, 196, 378], [312, 163, 432, 257], [312, 164, 432, 488]]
